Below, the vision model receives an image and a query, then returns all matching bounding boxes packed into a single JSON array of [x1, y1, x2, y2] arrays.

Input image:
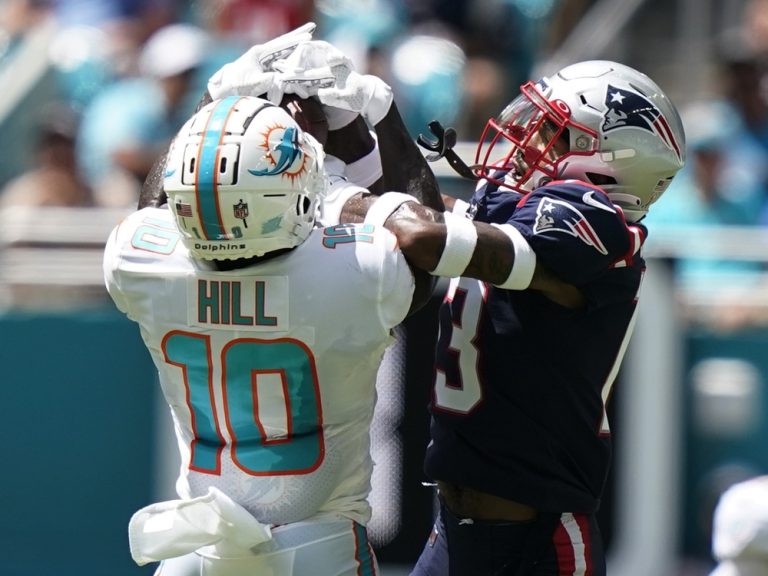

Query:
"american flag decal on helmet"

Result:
[[534, 197, 609, 255], [175, 201, 193, 217], [602, 85, 682, 161]]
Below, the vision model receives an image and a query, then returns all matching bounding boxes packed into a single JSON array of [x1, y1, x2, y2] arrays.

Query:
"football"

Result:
[[280, 93, 329, 145]]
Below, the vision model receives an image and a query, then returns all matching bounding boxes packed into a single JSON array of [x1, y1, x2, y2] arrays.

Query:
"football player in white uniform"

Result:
[[104, 95, 435, 575]]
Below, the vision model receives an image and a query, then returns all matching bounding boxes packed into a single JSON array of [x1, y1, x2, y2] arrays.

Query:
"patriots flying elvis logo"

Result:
[[533, 197, 608, 255], [602, 85, 682, 160]]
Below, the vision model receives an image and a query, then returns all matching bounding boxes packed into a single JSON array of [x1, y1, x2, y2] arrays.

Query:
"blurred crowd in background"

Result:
[[0, 1, 762, 199], [0, 0, 768, 218], [3, 0, 768, 327], [0, 0, 554, 210], [0, 0, 768, 306]]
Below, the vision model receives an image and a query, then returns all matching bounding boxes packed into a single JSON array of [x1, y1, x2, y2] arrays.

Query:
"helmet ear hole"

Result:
[[585, 172, 617, 186], [296, 194, 311, 216]]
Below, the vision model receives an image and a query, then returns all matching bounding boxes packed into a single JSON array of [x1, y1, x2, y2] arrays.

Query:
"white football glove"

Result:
[[207, 22, 316, 101], [275, 41, 394, 129], [319, 71, 393, 127]]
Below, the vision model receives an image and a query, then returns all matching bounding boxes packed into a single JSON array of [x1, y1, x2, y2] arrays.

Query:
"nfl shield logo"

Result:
[[234, 200, 249, 219]]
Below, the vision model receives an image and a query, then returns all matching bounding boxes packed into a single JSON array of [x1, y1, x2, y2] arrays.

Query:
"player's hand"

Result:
[[207, 22, 316, 101], [274, 41, 393, 129]]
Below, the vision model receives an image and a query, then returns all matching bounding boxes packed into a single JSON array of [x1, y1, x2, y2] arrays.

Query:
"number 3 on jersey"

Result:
[[436, 277, 621, 434], [434, 277, 486, 413]]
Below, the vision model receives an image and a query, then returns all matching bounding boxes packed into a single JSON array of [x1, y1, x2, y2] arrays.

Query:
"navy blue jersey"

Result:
[[424, 180, 647, 514]]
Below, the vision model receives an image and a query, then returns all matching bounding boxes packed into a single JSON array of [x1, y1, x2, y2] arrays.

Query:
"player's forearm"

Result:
[[389, 209, 512, 285], [325, 116, 376, 164], [324, 116, 383, 194], [137, 150, 168, 209], [375, 103, 444, 212], [387, 204, 584, 307]]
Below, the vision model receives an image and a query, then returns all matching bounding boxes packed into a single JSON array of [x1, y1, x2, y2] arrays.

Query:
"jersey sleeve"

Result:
[[352, 224, 414, 329], [509, 182, 633, 284], [102, 207, 178, 319], [103, 216, 134, 316]]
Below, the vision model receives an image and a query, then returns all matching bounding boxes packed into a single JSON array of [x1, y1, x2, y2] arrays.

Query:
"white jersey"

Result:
[[103, 206, 414, 527]]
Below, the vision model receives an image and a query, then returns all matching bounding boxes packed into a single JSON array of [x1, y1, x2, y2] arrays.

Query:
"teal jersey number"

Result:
[[162, 331, 325, 476], [131, 216, 181, 254], [322, 223, 375, 248]]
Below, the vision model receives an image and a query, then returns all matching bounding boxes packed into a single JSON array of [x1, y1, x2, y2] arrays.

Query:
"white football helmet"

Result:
[[475, 60, 686, 222], [164, 96, 327, 260]]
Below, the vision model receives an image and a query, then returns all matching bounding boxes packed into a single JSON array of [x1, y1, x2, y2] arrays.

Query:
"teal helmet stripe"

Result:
[[196, 95, 242, 240]]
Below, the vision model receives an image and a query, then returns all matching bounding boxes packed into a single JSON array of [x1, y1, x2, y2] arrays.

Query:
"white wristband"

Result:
[[431, 211, 478, 278], [364, 192, 420, 227], [491, 224, 536, 290], [451, 198, 471, 217]]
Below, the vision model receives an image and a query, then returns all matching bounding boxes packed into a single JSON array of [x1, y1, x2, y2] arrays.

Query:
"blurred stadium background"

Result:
[[1, 0, 767, 575]]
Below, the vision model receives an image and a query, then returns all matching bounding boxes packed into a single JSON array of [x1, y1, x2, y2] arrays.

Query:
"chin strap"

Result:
[[417, 121, 479, 181]]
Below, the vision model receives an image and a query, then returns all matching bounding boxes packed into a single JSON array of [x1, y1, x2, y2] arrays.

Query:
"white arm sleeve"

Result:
[[490, 223, 536, 290]]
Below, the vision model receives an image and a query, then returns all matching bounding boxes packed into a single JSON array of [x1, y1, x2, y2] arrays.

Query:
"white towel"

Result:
[[128, 487, 272, 565]]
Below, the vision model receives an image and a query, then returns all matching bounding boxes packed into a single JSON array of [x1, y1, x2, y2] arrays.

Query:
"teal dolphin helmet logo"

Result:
[[248, 126, 302, 176]]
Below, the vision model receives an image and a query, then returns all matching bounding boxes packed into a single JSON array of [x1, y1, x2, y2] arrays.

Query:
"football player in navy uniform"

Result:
[[269, 53, 686, 575], [403, 61, 686, 576]]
